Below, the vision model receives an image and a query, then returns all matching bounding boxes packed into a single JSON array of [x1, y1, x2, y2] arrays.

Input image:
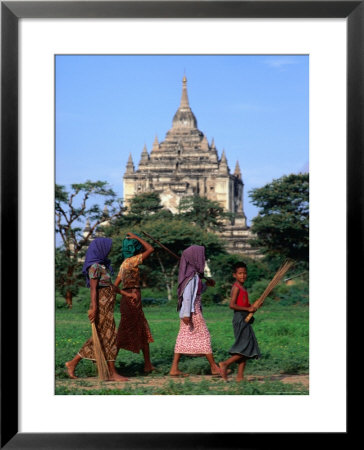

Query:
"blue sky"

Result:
[[56, 54, 308, 227]]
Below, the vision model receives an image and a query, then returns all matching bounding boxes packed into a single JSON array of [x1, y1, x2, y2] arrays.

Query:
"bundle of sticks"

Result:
[[91, 322, 110, 380], [245, 260, 294, 323]]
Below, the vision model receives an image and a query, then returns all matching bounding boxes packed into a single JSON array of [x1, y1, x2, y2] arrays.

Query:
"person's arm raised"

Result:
[[126, 232, 154, 261]]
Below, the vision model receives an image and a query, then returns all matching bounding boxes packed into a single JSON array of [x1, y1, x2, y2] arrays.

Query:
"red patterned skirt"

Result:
[[78, 286, 118, 361], [116, 288, 154, 354], [174, 296, 212, 355]]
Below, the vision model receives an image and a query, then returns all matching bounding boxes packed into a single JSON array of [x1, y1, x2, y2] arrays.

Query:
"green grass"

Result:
[[56, 294, 309, 394]]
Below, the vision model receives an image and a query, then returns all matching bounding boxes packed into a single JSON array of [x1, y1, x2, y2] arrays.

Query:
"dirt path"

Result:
[[57, 373, 309, 392]]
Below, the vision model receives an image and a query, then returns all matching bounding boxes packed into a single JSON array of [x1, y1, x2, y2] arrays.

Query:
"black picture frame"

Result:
[[1, 1, 358, 448]]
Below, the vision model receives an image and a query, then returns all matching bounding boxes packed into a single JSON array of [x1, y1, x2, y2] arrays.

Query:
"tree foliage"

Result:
[[55, 180, 124, 307], [127, 192, 163, 218], [249, 173, 309, 264], [177, 195, 233, 231], [110, 192, 173, 229]]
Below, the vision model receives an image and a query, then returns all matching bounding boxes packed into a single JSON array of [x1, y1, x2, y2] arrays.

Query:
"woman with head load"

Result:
[[169, 245, 221, 377], [114, 232, 155, 373], [65, 237, 136, 381]]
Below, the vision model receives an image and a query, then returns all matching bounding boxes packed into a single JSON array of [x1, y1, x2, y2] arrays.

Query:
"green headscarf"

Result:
[[121, 234, 143, 261]]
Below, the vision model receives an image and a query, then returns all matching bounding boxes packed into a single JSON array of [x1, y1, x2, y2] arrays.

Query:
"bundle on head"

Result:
[[91, 322, 110, 380], [245, 260, 294, 323]]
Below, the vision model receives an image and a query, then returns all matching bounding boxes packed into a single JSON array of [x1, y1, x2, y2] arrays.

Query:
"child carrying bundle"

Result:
[[219, 261, 261, 382]]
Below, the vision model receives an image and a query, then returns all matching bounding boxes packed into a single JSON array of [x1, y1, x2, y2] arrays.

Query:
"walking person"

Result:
[[169, 245, 221, 377], [219, 261, 261, 381], [65, 237, 136, 381], [114, 232, 156, 373]]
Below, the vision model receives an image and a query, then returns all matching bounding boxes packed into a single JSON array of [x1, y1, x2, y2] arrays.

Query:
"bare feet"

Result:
[[65, 361, 77, 379], [108, 373, 129, 382], [144, 365, 157, 374], [211, 365, 222, 377], [236, 377, 244, 382], [169, 370, 189, 377], [219, 362, 228, 381]]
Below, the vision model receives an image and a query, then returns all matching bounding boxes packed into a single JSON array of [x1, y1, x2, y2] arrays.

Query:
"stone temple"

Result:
[[123, 76, 257, 256]]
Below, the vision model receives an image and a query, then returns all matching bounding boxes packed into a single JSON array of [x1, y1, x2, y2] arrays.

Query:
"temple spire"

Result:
[[201, 135, 209, 150], [126, 153, 135, 173], [234, 161, 242, 179], [83, 219, 91, 238], [219, 149, 229, 173], [152, 135, 159, 151], [172, 75, 198, 129], [180, 75, 190, 108], [102, 205, 109, 218], [138, 144, 150, 170], [140, 144, 149, 161]]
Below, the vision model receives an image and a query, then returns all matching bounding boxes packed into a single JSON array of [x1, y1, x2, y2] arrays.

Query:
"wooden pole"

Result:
[[141, 231, 212, 283], [142, 231, 180, 260]]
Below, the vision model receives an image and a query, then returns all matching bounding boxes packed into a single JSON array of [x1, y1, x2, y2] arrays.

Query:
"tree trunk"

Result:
[[156, 254, 172, 301], [166, 285, 172, 301], [156, 255, 180, 302], [65, 290, 73, 309], [65, 265, 76, 309]]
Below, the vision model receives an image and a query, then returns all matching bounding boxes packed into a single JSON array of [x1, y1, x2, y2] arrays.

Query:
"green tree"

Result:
[[178, 195, 233, 231], [128, 192, 163, 218], [55, 247, 80, 299], [110, 192, 173, 228], [249, 173, 309, 264], [55, 180, 124, 307]]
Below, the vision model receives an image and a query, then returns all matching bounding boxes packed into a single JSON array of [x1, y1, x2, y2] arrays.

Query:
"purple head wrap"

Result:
[[82, 237, 113, 287], [177, 245, 205, 311]]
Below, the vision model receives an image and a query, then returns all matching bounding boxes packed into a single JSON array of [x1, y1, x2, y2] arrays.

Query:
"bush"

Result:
[[142, 297, 168, 306], [209, 253, 271, 291], [141, 287, 170, 298], [72, 287, 92, 307], [201, 288, 223, 305], [248, 279, 309, 306], [55, 297, 69, 309], [277, 280, 309, 306], [243, 259, 272, 290], [209, 253, 242, 281], [55, 288, 90, 309], [248, 279, 275, 303], [201, 280, 234, 305]]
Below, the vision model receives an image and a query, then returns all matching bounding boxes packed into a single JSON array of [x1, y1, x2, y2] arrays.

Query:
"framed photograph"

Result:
[[2, 0, 358, 447]]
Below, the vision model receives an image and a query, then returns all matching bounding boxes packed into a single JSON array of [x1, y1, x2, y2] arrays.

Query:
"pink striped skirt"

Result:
[[174, 297, 212, 355]]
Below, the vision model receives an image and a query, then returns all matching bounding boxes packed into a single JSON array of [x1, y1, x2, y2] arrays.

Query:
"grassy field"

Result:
[[56, 291, 309, 395]]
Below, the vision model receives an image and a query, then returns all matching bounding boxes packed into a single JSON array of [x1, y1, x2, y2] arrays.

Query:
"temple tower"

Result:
[[123, 77, 259, 255]]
